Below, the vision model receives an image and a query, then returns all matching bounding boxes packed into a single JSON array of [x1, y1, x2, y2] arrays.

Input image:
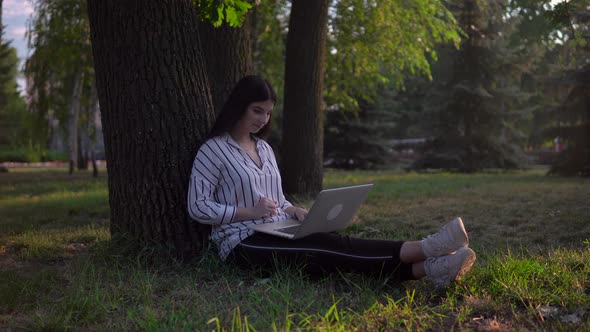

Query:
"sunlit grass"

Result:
[[473, 247, 590, 308], [5, 225, 109, 259], [0, 168, 589, 330]]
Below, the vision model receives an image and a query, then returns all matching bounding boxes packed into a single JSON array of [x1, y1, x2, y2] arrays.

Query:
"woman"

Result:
[[188, 75, 476, 287]]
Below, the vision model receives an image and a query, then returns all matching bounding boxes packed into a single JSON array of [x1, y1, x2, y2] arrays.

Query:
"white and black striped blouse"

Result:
[[187, 133, 292, 260]]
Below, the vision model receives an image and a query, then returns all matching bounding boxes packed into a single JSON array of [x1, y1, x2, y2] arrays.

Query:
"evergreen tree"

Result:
[[544, 0, 590, 176], [324, 97, 398, 169], [321, 0, 463, 170], [413, 0, 531, 172], [0, 0, 28, 154]]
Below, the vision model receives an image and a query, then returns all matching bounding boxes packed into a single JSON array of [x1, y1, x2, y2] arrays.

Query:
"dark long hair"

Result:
[[208, 75, 277, 139]]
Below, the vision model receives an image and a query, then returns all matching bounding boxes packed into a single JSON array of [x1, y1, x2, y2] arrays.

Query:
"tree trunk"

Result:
[[68, 71, 84, 175], [77, 130, 89, 170], [77, 102, 89, 170], [281, 0, 329, 197], [0, 1, 3, 38], [89, 81, 99, 177], [87, 0, 215, 259], [463, 105, 475, 172], [198, 18, 254, 114]]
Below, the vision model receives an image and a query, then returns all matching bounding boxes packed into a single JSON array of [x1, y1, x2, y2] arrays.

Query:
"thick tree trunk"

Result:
[[198, 18, 253, 114], [87, 0, 215, 259], [281, 0, 329, 197]]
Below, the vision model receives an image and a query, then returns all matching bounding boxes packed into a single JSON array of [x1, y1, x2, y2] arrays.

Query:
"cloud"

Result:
[[3, 0, 34, 18], [17, 77, 26, 95], [7, 26, 27, 40]]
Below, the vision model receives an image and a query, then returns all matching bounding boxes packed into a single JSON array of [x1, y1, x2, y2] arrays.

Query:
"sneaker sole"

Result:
[[453, 247, 476, 282]]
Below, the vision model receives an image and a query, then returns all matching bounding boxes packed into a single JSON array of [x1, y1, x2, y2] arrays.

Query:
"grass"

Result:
[[1, 167, 589, 330]]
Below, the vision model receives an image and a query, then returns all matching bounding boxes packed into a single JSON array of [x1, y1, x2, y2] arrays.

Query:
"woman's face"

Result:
[[236, 99, 274, 134]]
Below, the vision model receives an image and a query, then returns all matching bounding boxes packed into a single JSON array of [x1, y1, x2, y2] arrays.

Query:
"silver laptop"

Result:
[[248, 184, 373, 239]]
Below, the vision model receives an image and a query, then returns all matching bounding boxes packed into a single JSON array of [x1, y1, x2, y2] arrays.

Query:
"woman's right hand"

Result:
[[251, 197, 278, 219], [232, 197, 278, 222]]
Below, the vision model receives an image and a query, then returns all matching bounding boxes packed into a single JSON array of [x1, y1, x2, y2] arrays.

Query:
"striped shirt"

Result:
[[187, 133, 293, 260]]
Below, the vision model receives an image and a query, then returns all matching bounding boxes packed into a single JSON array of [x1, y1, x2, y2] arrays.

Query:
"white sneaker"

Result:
[[424, 247, 476, 287], [422, 217, 469, 257]]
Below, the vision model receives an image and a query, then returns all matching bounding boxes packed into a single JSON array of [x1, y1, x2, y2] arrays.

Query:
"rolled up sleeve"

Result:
[[187, 149, 236, 225]]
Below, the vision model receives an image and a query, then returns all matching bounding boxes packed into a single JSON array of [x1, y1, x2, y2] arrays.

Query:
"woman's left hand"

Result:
[[287, 206, 308, 221]]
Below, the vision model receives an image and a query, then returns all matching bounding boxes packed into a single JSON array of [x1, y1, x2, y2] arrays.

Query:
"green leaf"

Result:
[[194, 0, 253, 27]]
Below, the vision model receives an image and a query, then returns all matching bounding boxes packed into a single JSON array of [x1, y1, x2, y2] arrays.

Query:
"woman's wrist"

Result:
[[234, 207, 256, 222]]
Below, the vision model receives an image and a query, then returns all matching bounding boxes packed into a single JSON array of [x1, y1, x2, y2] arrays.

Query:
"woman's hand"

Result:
[[285, 206, 308, 221], [252, 197, 278, 219], [233, 197, 278, 222]]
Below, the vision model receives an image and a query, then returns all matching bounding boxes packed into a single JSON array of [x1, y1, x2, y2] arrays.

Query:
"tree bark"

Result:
[[87, 0, 215, 259], [77, 130, 89, 170], [198, 18, 254, 115], [89, 81, 99, 177], [281, 0, 329, 197], [0, 1, 3, 38], [77, 97, 89, 171], [68, 70, 83, 175]]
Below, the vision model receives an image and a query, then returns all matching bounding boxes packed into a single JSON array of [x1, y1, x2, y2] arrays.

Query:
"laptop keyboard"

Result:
[[274, 225, 300, 235]]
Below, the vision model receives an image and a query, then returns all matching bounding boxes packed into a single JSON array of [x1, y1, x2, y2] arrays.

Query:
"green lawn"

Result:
[[1, 168, 589, 330]]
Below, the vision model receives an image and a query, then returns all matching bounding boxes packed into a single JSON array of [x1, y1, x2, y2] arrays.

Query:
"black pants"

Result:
[[229, 232, 415, 281]]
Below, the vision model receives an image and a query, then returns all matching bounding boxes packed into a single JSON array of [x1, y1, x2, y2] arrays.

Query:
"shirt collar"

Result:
[[223, 132, 260, 150]]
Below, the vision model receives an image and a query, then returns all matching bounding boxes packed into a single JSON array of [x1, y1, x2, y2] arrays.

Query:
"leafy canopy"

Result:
[[326, 0, 463, 111], [193, 0, 253, 27]]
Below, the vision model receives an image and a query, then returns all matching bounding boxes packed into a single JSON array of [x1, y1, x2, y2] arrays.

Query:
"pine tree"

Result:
[[544, 0, 590, 176], [324, 97, 398, 169], [0, 1, 28, 154], [321, 0, 462, 170], [413, 0, 531, 172]]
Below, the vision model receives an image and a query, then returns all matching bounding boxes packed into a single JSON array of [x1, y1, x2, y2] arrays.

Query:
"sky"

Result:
[[3, 0, 34, 95]]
